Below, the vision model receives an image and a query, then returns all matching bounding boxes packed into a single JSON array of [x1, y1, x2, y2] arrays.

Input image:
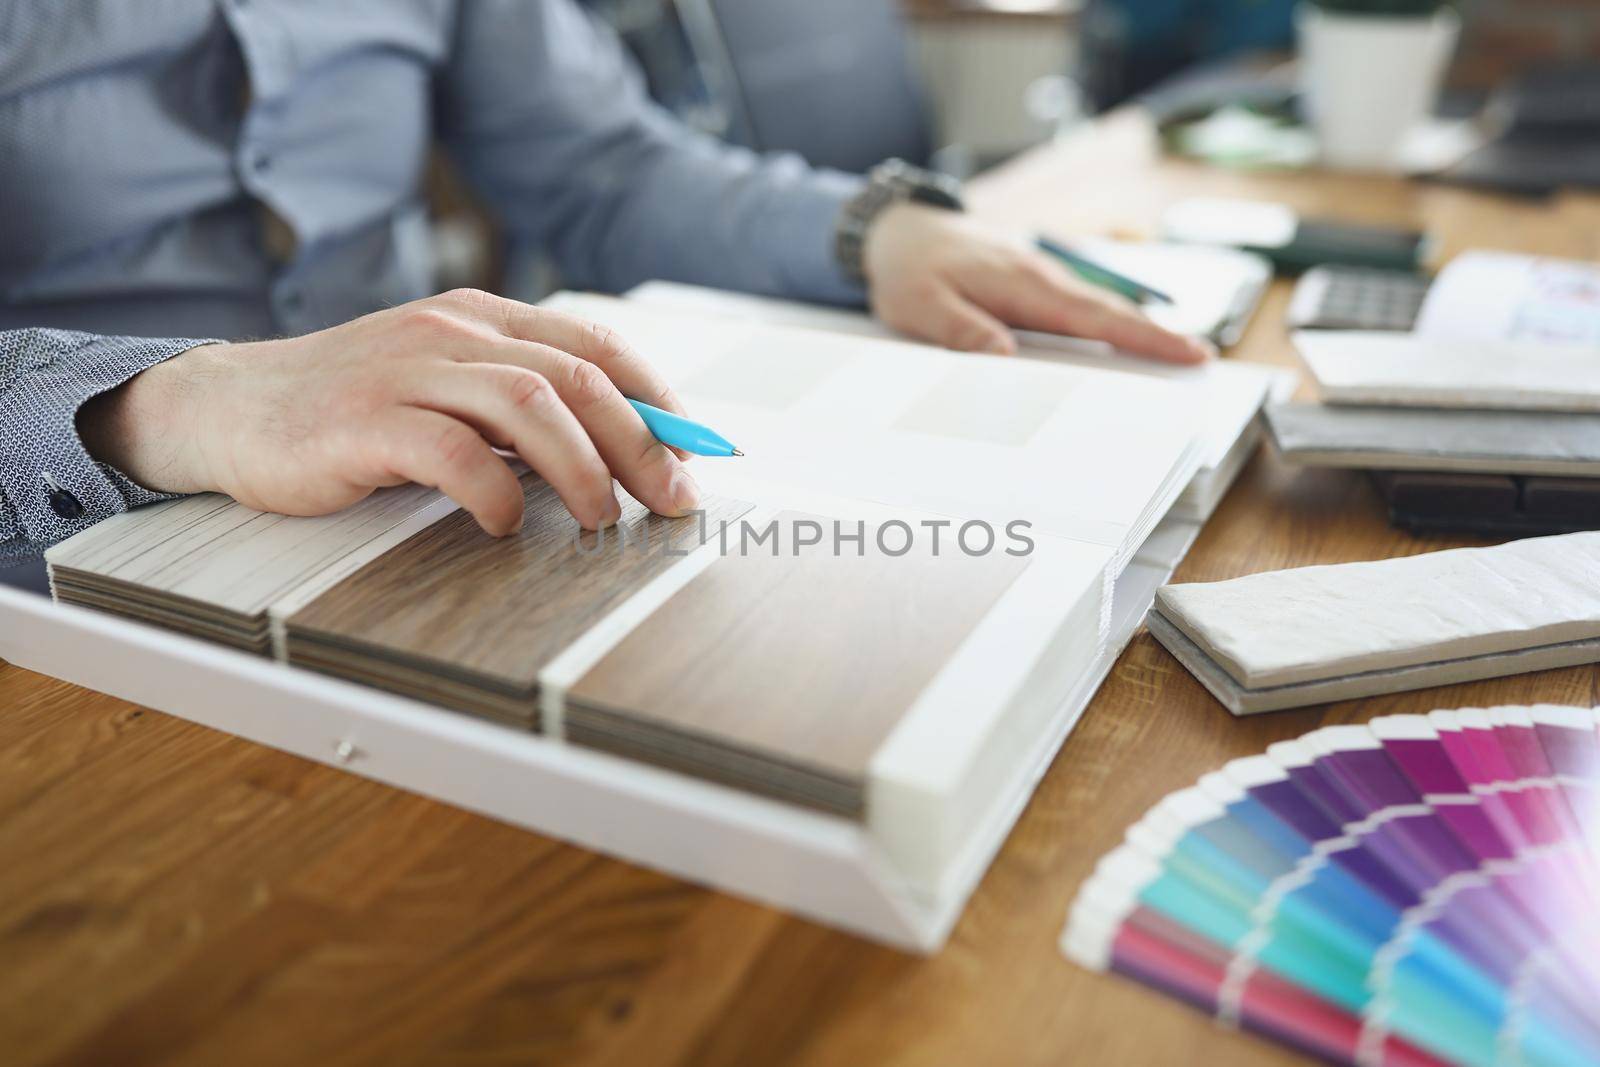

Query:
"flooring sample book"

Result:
[[45, 485, 457, 654], [1148, 531, 1600, 714], [534, 500, 1115, 889], [249, 478, 1115, 889], [617, 283, 1292, 526], [42, 292, 1176, 894], [282, 475, 752, 728], [1265, 402, 1600, 476]]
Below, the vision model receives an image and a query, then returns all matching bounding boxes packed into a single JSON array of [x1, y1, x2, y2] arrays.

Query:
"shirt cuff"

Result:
[[771, 167, 868, 308], [0, 329, 219, 554]]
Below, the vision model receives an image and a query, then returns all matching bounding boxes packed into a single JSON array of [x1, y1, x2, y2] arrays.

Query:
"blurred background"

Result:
[[430, 0, 1600, 299]]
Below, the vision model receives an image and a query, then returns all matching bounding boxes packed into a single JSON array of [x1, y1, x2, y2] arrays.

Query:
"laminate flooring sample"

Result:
[[562, 511, 1031, 816], [45, 485, 454, 654], [285, 475, 752, 729]]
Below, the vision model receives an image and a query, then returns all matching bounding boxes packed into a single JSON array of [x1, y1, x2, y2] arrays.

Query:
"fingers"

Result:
[[405, 363, 624, 530], [966, 256, 1214, 365], [442, 290, 690, 419], [358, 408, 528, 536], [1071, 300, 1215, 365], [911, 285, 1017, 355], [436, 337, 697, 519], [1038, 276, 1214, 365]]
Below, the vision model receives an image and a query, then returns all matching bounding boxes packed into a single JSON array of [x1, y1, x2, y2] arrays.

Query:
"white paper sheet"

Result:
[[546, 292, 1204, 570], [1415, 251, 1600, 347], [1295, 253, 1600, 411], [623, 281, 1291, 519]]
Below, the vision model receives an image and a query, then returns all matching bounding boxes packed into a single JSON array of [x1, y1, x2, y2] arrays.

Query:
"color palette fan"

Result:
[[1062, 706, 1600, 1067]]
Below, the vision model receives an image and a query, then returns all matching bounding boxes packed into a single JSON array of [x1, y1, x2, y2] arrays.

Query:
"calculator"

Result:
[[1286, 266, 1432, 332]]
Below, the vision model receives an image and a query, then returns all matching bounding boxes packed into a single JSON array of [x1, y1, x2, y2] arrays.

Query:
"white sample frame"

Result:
[[0, 521, 1194, 953]]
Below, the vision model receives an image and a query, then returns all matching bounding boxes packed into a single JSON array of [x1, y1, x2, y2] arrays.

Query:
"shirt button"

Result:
[[251, 151, 272, 173], [41, 472, 83, 521]]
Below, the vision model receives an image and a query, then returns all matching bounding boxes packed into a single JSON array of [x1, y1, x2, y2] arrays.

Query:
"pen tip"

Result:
[[731, 448, 744, 457]]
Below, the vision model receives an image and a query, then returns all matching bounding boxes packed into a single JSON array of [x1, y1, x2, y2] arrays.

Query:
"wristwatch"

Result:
[[834, 158, 966, 286]]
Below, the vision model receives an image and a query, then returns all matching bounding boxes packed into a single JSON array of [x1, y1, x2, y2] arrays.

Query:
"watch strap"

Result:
[[834, 159, 965, 287]]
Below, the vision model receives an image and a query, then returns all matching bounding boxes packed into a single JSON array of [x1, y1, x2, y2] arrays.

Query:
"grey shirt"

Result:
[[0, 0, 864, 564]]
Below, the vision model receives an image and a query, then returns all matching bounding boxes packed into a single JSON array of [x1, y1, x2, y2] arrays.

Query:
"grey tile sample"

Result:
[[1266, 403, 1600, 476]]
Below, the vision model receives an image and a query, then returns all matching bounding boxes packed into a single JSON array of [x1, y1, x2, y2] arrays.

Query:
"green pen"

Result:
[[1036, 235, 1175, 306]]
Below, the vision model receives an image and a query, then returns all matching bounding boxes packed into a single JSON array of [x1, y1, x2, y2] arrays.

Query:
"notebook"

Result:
[[1149, 532, 1600, 714], [1040, 237, 1272, 346], [624, 281, 1294, 523], [1295, 252, 1600, 411]]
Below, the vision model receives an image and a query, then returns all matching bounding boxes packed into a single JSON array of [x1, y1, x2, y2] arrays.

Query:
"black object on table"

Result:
[[1373, 471, 1600, 538]]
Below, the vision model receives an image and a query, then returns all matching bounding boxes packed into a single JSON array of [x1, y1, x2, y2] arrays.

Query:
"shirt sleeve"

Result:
[[0, 328, 216, 566], [437, 0, 867, 306]]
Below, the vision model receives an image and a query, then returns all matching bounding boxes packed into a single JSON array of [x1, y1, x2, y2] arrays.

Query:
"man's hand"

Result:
[[863, 203, 1214, 364], [79, 289, 699, 535]]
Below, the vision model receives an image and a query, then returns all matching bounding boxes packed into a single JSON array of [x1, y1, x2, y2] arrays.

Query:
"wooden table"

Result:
[[6, 112, 1600, 1067]]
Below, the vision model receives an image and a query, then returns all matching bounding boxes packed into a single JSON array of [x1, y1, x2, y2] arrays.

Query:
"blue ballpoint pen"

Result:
[[627, 398, 744, 457]]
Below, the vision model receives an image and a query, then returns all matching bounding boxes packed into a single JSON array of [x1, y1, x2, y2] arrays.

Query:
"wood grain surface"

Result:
[[46, 486, 449, 653], [565, 511, 1028, 815], [4, 109, 1600, 1067], [285, 475, 750, 725]]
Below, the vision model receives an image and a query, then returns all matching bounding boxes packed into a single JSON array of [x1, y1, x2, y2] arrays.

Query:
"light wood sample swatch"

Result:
[[564, 511, 1030, 816], [46, 485, 451, 654], [286, 475, 752, 728]]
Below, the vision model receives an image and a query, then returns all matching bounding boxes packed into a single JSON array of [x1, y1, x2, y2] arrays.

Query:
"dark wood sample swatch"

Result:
[[564, 511, 1031, 816], [286, 474, 753, 728]]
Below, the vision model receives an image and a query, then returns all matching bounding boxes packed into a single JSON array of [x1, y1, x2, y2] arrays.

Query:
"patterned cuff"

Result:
[[0, 329, 219, 555]]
